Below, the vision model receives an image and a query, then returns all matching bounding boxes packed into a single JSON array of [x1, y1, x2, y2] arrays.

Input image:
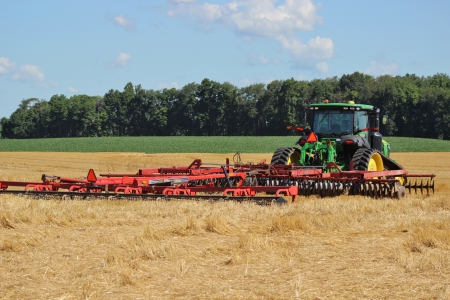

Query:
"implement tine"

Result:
[[327, 182, 331, 197], [431, 180, 435, 194], [320, 182, 326, 198], [299, 181, 304, 196], [352, 182, 358, 196], [388, 183, 394, 198], [305, 182, 310, 196], [413, 180, 417, 194], [368, 183, 373, 198], [348, 182, 354, 195], [355, 182, 360, 196], [332, 182, 337, 197], [425, 180, 429, 195], [329, 182, 334, 197], [420, 180, 423, 194]]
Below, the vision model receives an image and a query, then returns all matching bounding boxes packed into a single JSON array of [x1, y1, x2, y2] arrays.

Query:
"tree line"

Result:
[[1, 72, 450, 139]]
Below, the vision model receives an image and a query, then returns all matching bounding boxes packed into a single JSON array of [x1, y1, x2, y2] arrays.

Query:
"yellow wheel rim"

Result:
[[288, 152, 300, 165], [367, 152, 383, 171], [395, 176, 405, 185]]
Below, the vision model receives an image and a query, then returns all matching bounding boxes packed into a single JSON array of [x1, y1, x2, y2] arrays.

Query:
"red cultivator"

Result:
[[0, 157, 435, 203]]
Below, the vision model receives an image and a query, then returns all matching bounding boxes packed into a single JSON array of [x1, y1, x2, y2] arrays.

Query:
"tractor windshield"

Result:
[[313, 110, 369, 136]]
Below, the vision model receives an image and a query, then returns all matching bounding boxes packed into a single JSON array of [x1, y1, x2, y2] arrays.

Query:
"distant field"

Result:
[[0, 136, 449, 153]]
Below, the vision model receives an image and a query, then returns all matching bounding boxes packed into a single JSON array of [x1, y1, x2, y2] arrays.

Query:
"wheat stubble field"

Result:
[[1, 152, 450, 299]]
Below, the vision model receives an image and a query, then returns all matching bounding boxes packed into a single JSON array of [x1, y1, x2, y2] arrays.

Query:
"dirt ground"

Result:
[[1, 152, 450, 299]]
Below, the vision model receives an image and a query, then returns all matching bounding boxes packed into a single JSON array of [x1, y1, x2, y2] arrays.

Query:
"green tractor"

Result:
[[271, 100, 402, 173]]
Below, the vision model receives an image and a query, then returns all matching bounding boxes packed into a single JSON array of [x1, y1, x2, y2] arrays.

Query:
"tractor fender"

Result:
[[340, 135, 371, 149]]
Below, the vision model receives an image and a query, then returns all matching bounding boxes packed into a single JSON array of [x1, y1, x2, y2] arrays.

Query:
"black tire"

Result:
[[271, 147, 301, 165], [351, 148, 383, 171]]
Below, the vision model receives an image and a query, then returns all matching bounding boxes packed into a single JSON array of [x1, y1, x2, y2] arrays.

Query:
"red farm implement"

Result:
[[0, 157, 435, 203]]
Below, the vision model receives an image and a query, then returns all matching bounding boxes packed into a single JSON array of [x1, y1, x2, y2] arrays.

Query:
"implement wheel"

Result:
[[352, 148, 384, 171], [271, 147, 301, 165]]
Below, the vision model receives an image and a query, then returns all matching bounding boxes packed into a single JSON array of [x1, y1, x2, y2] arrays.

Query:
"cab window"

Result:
[[313, 110, 353, 135], [354, 111, 368, 132]]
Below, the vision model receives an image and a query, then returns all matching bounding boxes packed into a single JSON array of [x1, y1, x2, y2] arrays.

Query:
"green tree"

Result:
[[240, 83, 266, 135], [9, 98, 41, 138], [168, 83, 198, 135], [195, 79, 224, 136], [257, 80, 284, 135], [271, 78, 309, 134]]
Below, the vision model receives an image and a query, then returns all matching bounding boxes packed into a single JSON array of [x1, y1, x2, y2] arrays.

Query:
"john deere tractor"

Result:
[[271, 100, 402, 172]]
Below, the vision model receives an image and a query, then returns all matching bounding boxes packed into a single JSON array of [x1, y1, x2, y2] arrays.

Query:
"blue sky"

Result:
[[1, 0, 449, 119]]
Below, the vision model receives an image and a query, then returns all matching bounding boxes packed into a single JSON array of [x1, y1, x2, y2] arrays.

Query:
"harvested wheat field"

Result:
[[1, 152, 450, 299]]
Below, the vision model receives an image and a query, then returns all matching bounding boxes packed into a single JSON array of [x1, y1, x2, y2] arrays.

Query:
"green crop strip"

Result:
[[1, 136, 449, 153]]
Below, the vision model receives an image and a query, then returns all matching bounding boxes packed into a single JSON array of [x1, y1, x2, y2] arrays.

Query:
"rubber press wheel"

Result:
[[352, 148, 384, 171], [271, 147, 301, 165]]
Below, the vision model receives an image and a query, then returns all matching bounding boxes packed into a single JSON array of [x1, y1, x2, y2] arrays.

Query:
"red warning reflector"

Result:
[[345, 140, 354, 145], [361, 127, 379, 132], [306, 132, 318, 143], [87, 169, 97, 182]]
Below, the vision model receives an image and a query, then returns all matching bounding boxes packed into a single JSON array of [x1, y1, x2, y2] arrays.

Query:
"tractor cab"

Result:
[[311, 101, 373, 138], [309, 100, 388, 155]]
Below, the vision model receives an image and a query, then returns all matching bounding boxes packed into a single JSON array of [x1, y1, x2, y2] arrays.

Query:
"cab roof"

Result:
[[310, 101, 374, 110]]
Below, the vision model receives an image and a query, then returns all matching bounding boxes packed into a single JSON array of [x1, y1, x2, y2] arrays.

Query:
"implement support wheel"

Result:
[[396, 185, 406, 199]]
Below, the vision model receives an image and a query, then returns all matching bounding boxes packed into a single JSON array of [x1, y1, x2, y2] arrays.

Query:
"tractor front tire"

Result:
[[352, 148, 384, 171], [271, 147, 301, 165]]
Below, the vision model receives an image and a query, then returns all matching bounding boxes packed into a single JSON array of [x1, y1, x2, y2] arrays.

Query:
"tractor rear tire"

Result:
[[352, 148, 384, 171], [271, 147, 301, 165]]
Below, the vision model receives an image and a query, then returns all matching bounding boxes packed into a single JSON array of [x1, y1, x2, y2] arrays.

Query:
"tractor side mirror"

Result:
[[382, 115, 388, 125]]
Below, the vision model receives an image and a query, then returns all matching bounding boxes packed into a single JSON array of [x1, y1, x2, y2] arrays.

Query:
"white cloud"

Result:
[[362, 53, 398, 76], [158, 82, 179, 89], [246, 53, 282, 66], [37, 81, 59, 89], [167, 0, 198, 3], [0, 56, 59, 88], [113, 15, 136, 31], [229, 0, 322, 37], [168, 0, 322, 36], [276, 35, 333, 70], [108, 52, 132, 68], [11, 64, 45, 82], [316, 61, 329, 73], [68, 86, 78, 93], [0, 57, 16, 74], [167, 0, 333, 71], [362, 60, 399, 76]]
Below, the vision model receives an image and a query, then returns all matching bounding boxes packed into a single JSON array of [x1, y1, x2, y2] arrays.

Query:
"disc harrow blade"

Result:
[[405, 178, 435, 195]]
